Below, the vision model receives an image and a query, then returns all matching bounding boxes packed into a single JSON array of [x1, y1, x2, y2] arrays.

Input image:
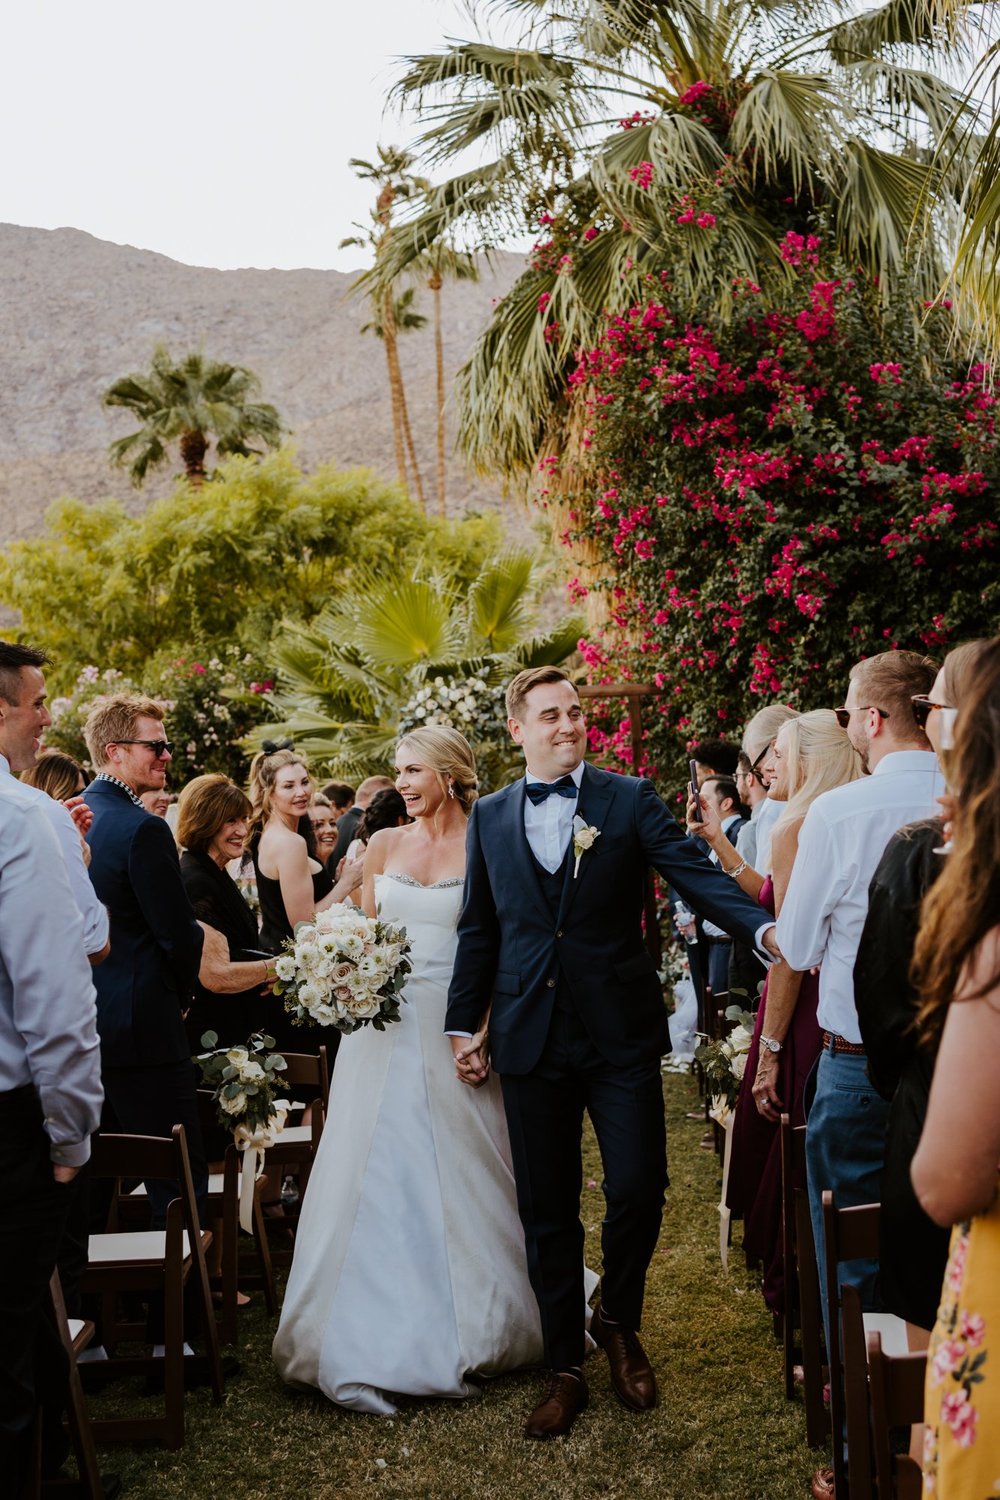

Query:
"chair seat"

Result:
[[863, 1312, 909, 1357], [273, 1125, 312, 1145], [89, 1229, 197, 1264], [132, 1172, 255, 1197]]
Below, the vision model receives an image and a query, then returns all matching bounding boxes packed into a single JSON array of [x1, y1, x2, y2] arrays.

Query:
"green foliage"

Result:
[[258, 551, 583, 788], [0, 451, 504, 693], [564, 244, 1000, 781], [195, 1031, 288, 1138], [43, 650, 274, 788]]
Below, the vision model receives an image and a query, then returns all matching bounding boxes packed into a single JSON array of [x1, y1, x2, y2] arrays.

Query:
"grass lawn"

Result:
[[93, 1071, 822, 1499]]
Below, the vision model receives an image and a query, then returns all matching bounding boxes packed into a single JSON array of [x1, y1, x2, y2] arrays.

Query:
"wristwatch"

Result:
[[760, 1036, 783, 1054]]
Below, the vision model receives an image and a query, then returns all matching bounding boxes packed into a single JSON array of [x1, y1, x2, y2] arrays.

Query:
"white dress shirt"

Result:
[[0, 753, 110, 957], [523, 762, 585, 870], [0, 775, 103, 1164], [777, 751, 944, 1043], [753, 796, 785, 876]]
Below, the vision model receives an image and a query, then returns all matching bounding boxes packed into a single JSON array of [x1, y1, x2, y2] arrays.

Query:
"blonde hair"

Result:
[[246, 747, 312, 850], [396, 726, 479, 813], [20, 749, 86, 802], [775, 709, 864, 829], [83, 694, 165, 770]]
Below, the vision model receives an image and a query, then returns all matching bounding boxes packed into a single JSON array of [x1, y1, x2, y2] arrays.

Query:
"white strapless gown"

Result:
[[272, 874, 546, 1413]]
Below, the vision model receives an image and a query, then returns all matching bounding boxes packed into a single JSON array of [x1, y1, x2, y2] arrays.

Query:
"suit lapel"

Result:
[[557, 763, 615, 923]]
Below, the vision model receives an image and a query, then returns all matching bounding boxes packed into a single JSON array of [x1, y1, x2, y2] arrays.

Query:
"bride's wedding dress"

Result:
[[272, 873, 545, 1413]]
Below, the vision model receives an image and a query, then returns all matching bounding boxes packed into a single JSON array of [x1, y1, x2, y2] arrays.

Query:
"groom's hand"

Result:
[[451, 1031, 490, 1088]]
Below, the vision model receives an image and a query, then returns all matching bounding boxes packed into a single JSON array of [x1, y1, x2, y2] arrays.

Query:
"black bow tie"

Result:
[[525, 775, 578, 805]]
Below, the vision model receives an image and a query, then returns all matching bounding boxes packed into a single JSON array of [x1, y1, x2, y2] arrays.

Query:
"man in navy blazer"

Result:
[[83, 694, 206, 1225], [446, 668, 779, 1439]]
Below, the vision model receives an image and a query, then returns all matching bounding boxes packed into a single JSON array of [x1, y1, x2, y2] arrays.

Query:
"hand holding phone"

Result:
[[688, 759, 703, 823]]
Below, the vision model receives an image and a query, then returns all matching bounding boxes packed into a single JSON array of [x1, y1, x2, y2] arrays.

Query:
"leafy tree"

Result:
[[389, 0, 978, 479], [102, 345, 284, 486], [559, 240, 1000, 781], [0, 450, 505, 693], [257, 551, 583, 788]]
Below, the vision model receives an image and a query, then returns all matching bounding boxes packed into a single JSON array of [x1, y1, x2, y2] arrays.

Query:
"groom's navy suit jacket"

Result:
[[446, 763, 768, 1075]]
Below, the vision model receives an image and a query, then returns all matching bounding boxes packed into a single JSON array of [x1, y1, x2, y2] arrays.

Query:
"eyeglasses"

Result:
[[833, 706, 889, 730], [113, 739, 173, 758], [910, 695, 950, 731]]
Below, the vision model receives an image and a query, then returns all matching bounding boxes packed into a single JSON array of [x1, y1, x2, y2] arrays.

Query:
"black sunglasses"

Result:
[[833, 705, 889, 730], [113, 738, 173, 758], [910, 695, 949, 731]]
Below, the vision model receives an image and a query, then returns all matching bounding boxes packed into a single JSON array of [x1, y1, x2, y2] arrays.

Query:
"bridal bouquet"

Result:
[[272, 903, 412, 1034], [196, 1030, 290, 1142]]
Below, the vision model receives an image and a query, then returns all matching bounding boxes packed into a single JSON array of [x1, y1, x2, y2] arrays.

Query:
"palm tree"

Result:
[[389, 0, 978, 479], [360, 286, 430, 507], [253, 551, 583, 786], [409, 241, 480, 516], [342, 148, 429, 508], [102, 346, 284, 488]]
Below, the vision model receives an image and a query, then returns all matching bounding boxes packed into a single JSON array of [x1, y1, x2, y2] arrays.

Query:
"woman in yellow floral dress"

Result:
[[912, 639, 1000, 1497]]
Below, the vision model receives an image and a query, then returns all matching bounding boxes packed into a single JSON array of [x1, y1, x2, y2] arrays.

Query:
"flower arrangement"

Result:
[[272, 904, 412, 1034], [694, 1006, 755, 1121], [398, 674, 521, 791], [196, 1030, 290, 1147]]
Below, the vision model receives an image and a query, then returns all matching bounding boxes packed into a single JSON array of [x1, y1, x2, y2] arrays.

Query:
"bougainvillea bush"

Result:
[[559, 239, 1000, 779]]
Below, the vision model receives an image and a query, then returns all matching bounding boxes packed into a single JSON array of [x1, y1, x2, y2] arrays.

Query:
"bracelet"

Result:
[[261, 960, 270, 984], [724, 859, 748, 879]]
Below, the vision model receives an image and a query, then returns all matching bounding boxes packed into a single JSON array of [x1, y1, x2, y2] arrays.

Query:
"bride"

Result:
[[273, 726, 547, 1412]]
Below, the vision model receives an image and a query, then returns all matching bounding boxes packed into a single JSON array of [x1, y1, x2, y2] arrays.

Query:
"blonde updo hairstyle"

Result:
[[396, 726, 479, 813], [774, 709, 864, 829], [246, 746, 313, 852]]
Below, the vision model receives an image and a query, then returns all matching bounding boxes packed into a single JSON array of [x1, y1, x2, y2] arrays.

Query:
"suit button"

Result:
[[547, 978, 556, 988], [556, 929, 564, 938]]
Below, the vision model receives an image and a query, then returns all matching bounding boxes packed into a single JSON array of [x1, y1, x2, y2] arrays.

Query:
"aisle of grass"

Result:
[[98, 1072, 820, 1499]]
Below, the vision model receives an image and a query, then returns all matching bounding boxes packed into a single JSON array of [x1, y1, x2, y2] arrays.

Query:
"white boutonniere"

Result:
[[572, 814, 601, 878]]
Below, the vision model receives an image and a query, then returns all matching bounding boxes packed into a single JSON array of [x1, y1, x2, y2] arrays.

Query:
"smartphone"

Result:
[[688, 759, 702, 822]]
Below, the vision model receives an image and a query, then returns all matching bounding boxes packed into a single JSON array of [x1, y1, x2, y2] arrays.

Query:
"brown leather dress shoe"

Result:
[[523, 1371, 589, 1440], [591, 1300, 658, 1411]]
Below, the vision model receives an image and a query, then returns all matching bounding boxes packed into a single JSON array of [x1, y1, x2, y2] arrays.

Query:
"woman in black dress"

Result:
[[247, 746, 362, 1051], [176, 774, 275, 1051]]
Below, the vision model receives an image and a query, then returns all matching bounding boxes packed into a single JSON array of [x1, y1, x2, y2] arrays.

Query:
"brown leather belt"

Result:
[[822, 1030, 866, 1056]]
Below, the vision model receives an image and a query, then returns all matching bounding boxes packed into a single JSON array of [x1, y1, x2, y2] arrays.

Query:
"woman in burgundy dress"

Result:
[[691, 710, 864, 1314]]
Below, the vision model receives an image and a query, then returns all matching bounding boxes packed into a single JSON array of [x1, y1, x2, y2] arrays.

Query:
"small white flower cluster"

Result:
[[721, 1020, 755, 1083], [274, 903, 411, 1035], [217, 1045, 274, 1116], [399, 675, 500, 734]]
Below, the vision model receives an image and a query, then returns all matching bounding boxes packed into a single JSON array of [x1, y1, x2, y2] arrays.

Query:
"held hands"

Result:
[[451, 1030, 490, 1089], [752, 1049, 783, 1123]]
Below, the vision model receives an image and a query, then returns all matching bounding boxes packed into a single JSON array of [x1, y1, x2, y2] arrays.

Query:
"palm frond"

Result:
[[730, 71, 842, 196], [832, 141, 939, 288], [467, 551, 536, 649], [347, 573, 465, 668], [827, 0, 975, 66]]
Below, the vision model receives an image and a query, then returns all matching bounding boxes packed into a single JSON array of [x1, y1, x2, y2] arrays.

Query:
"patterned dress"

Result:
[[923, 1182, 1000, 1496]]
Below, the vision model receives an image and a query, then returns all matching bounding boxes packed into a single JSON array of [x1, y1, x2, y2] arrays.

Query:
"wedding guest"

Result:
[[696, 776, 750, 1001], [176, 774, 277, 1052], [83, 694, 207, 1225], [855, 641, 990, 1350], [247, 746, 362, 1051], [321, 781, 355, 818], [330, 774, 394, 866], [0, 774, 102, 1497], [775, 651, 941, 1500], [344, 786, 409, 863], [689, 738, 740, 782], [721, 711, 863, 1318], [140, 788, 171, 818], [739, 704, 799, 874], [910, 639, 1000, 1496], [308, 793, 339, 868], [20, 748, 88, 800]]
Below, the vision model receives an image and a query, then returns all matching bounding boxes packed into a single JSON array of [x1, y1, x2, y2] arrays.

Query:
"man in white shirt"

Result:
[[776, 651, 941, 1359]]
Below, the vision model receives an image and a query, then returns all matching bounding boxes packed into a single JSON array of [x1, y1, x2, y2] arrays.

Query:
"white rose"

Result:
[[731, 1050, 749, 1081], [226, 1047, 249, 1066], [220, 1090, 247, 1116], [275, 956, 296, 981], [240, 1060, 266, 1081]]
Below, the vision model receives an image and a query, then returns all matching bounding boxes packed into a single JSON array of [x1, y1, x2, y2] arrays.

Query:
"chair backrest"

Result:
[[867, 1332, 926, 1500], [90, 1129, 184, 1186], [278, 1051, 325, 1096], [822, 1192, 882, 1500]]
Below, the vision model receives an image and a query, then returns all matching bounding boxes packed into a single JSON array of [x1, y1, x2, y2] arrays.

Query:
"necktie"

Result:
[[525, 775, 578, 805]]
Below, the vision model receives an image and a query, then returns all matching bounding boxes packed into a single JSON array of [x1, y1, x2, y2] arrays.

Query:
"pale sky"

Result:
[[1, 0, 513, 272]]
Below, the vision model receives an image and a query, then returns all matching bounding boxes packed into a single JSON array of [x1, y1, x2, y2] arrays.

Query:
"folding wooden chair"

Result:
[[82, 1125, 223, 1448], [867, 1331, 926, 1500], [822, 1193, 910, 1500], [40, 1271, 105, 1500], [780, 1116, 828, 1446]]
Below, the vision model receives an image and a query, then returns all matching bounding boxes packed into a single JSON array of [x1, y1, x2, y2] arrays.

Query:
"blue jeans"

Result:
[[805, 1043, 891, 1349]]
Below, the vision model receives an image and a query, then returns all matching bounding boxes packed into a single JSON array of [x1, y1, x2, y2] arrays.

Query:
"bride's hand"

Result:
[[451, 1030, 490, 1088]]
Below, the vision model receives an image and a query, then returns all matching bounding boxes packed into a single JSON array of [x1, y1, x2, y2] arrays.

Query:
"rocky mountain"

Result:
[[0, 224, 526, 546]]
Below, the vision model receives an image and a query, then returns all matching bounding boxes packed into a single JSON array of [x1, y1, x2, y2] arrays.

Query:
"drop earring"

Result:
[[447, 782, 456, 800]]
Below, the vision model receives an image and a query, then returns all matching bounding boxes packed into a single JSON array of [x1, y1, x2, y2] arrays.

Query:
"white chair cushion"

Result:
[[88, 1230, 196, 1263], [276, 1125, 313, 1145]]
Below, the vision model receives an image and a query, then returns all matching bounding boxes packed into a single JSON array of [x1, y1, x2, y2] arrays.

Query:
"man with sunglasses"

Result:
[[82, 694, 207, 1228], [775, 650, 941, 1500]]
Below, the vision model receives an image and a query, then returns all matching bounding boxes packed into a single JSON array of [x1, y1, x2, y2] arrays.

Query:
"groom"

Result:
[[446, 667, 780, 1438]]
